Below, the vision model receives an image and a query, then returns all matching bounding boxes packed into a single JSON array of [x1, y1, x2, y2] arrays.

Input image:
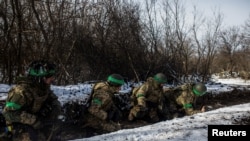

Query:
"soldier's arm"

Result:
[[185, 99, 205, 115], [184, 107, 201, 115], [135, 84, 147, 108], [3, 93, 23, 122], [88, 90, 109, 121], [45, 91, 62, 119], [182, 99, 203, 115], [185, 93, 205, 115], [3, 90, 37, 125], [176, 91, 198, 116]]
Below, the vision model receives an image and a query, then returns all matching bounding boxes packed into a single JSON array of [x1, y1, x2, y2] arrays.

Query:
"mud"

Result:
[[58, 89, 250, 141]]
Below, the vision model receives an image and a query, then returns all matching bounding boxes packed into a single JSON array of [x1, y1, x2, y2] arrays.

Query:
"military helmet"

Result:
[[28, 60, 56, 78], [192, 82, 207, 96], [107, 73, 125, 86], [153, 73, 167, 84]]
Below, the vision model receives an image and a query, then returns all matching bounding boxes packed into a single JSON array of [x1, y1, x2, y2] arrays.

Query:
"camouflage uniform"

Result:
[[165, 83, 203, 118], [2, 77, 61, 141], [128, 77, 169, 123], [84, 81, 122, 133]]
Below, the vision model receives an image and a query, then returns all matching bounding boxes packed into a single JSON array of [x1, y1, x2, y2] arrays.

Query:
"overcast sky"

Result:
[[184, 0, 250, 27]]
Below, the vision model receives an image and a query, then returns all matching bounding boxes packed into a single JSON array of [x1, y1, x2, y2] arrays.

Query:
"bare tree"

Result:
[[161, 0, 191, 82], [218, 27, 244, 74], [199, 8, 223, 81]]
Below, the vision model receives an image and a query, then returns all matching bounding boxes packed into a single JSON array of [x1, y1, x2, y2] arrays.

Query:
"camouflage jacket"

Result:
[[2, 77, 61, 125], [165, 83, 201, 115], [87, 82, 118, 121], [131, 77, 165, 110]]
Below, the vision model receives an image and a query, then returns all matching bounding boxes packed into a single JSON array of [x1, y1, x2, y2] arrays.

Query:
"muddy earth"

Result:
[[57, 88, 250, 141]]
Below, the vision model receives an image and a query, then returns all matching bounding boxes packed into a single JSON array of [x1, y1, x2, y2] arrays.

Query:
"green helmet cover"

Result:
[[192, 83, 207, 96], [28, 60, 56, 77], [153, 73, 167, 84], [107, 74, 125, 86]]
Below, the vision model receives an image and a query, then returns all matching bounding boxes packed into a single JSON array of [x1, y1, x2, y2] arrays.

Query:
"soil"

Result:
[[57, 89, 250, 141]]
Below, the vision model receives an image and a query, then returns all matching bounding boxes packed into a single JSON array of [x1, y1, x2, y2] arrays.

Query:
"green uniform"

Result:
[[84, 82, 122, 132], [129, 77, 169, 123], [165, 83, 202, 118], [2, 77, 61, 141]]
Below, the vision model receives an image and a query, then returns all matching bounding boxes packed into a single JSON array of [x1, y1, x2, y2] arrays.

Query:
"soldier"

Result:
[[128, 73, 169, 123], [2, 60, 62, 141], [165, 82, 207, 118], [83, 74, 125, 133]]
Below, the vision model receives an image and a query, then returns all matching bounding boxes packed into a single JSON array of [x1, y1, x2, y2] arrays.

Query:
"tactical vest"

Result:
[[89, 82, 114, 110], [130, 77, 163, 106]]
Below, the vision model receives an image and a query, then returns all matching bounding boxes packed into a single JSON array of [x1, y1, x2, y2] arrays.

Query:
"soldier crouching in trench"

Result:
[[82, 74, 125, 133], [2, 60, 62, 141]]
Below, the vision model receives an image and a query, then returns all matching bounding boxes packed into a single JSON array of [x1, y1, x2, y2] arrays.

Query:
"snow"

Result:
[[71, 103, 250, 141], [1, 78, 250, 141]]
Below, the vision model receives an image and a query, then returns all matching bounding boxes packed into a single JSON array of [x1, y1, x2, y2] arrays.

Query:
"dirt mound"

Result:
[[198, 88, 250, 110], [57, 89, 250, 140]]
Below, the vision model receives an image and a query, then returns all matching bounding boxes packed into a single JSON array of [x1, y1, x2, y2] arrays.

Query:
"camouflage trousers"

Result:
[[128, 106, 159, 123], [12, 132, 46, 141], [8, 123, 60, 141], [11, 124, 46, 141], [84, 114, 121, 133]]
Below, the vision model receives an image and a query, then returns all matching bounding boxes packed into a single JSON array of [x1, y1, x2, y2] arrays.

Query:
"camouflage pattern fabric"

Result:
[[83, 114, 121, 132], [165, 83, 202, 117], [129, 77, 169, 122], [84, 82, 122, 132], [2, 77, 61, 141], [11, 124, 46, 141]]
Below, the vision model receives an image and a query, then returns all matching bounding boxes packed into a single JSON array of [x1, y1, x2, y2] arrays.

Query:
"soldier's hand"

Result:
[[201, 106, 206, 112]]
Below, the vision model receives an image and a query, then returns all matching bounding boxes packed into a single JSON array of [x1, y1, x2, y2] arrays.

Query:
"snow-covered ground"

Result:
[[71, 103, 250, 141], [1, 78, 250, 141]]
